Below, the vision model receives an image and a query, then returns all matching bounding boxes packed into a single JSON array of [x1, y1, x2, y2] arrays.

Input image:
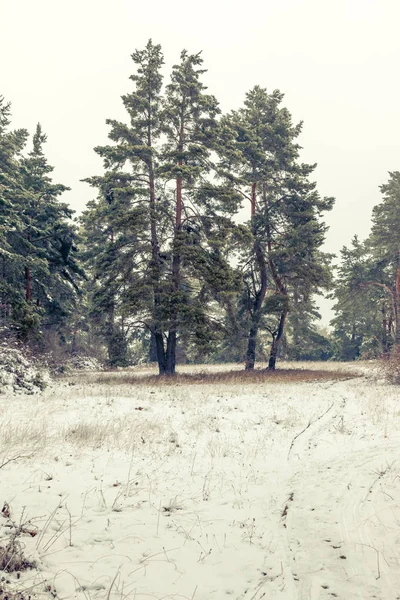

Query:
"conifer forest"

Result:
[[1, 40, 399, 374]]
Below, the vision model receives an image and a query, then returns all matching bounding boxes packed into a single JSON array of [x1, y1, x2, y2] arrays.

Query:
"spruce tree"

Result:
[[0, 97, 31, 331], [1, 100, 82, 345], [368, 172, 400, 347], [330, 237, 386, 359], [333, 173, 400, 357]]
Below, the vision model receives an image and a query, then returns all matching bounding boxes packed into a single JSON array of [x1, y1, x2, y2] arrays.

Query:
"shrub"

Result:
[[381, 346, 400, 384]]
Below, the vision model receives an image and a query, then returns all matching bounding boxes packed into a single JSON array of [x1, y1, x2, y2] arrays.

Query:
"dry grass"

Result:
[[380, 348, 400, 384], [77, 367, 359, 387], [0, 584, 31, 600], [0, 540, 36, 573]]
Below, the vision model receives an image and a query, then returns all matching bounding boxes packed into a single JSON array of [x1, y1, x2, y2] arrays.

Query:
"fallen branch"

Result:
[[287, 403, 334, 459]]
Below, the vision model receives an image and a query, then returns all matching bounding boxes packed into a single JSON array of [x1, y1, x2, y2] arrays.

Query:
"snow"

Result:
[[0, 343, 49, 395], [1, 363, 400, 600]]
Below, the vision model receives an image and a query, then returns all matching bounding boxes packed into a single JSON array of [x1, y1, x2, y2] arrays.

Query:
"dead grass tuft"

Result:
[[80, 367, 359, 387], [0, 583, 31, 600], [0, 539, 36, 572]]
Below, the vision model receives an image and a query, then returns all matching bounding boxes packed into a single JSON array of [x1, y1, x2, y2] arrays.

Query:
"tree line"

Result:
[[0, 40, 398, 373]]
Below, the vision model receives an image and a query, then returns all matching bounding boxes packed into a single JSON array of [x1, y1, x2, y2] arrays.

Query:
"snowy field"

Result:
[[1, 362, 400, 600]]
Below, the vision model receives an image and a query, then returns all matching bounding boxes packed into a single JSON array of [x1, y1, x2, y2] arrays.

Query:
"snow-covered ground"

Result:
[[1, 363, 400, 600]]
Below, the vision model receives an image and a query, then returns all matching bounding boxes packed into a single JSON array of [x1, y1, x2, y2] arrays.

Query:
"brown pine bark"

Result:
[[147, 111, 167, 375], [165, 115, 184, 375], [245, 240, 268, 370], [245, 181, 268, 370], [395, 265, 400, 346], [250, 181, 256, 218], [264, 184, 289, 370]]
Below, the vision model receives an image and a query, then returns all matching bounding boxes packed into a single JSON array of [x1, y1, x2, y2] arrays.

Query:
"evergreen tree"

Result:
[[332, 173, 400, 358], [159, 50, 241, 373], [286, 298, 333, 361], [224, 87, 334, 369], [368, 172, 400, 347], [330, 237, 389, 359], [83, 43, 241, 373], [84, 40, 166, 368], [0, 99, 82, 345], [0, 97, 31, 331]]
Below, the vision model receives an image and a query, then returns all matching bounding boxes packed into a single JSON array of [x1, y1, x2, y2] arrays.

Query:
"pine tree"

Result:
[[368, 172, 400, 347], [84, 40, 166, 368], [19, 124, 82, 343], [330, 237, 385, 359], [0, 97, 32, 331], [332, 173, 400, 357], [83, 43, 241, 373], [224, 87, 334, 369], [1, 102, 82, 345], [159, 50, 240, 373]]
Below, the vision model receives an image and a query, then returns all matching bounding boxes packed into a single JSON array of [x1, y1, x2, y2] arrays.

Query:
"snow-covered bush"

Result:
[[0, 343, 49, 395], [66, 355, 103, 372], [42, 351, 104, 376]]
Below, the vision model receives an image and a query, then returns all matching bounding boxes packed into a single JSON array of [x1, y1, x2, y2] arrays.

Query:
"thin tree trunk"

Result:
[[250, 181, 256, 218], [264, 182, 289, 370], [395, 264, 400, 346], [166, 171, 182, 375], [148, 115, 166, 374], [25, 267, 31, 301], [166, 120, 184, 375], [382, 303, 390, 355], [245, 241, 267, 369], [268, 307, 288, 370], [245, 180, 267, 370], [71, 313, 78, 354]]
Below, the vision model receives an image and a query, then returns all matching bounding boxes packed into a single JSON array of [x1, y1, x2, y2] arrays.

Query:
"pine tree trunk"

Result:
[[148, 124, 166, 374], [166, 331, 176, 375], [25, 267, 31, 301], [268, 308, 287, 370], [149, 330, 158, 362], [166, 173, 182, 375], [154, 331, 167, 374], [245, 242, 267, 369], [265, 180, 288, 370], [71, 313, 78, 354], [245, 182, 267, 370], [395, 265, 400, 347], [382, 303, 390, 355], [250, 181, 256, 218], [245, 319, 260, 370], [165, 130, 184, 374]]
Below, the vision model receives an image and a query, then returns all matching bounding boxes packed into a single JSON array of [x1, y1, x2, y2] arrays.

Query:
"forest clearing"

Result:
[[2, 1, 400, 598], [1, 362, 400, 600]]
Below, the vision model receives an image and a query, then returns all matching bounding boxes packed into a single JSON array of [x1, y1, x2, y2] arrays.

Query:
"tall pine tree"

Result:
[[224, 87, 333, 369]]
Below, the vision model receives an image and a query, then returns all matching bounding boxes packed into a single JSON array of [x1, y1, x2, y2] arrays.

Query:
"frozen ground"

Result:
[[1, 362, 400, 600]]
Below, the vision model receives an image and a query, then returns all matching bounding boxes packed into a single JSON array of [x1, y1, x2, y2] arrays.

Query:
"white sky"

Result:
[[2, 0, 400, 323]]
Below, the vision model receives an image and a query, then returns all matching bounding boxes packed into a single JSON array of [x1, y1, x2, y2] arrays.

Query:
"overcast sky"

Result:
[[2, 0, 400, 323]]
